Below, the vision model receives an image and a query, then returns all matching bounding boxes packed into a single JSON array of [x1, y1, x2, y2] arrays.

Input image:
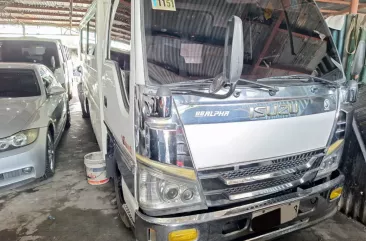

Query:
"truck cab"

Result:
[[80, 0, 356, 240]]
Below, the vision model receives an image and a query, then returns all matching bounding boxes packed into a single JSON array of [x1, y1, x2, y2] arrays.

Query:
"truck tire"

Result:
[[114, 166, 131, 229]]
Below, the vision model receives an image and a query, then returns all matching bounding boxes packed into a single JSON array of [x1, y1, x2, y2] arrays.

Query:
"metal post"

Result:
[[22, 24, 25, 36], [70, 0, 73, 35], [350, 0, 359, 14]]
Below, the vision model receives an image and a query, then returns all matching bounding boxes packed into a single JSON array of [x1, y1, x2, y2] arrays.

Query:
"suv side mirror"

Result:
[[347, 80, 359, 103], [47, 85, 65, 96]]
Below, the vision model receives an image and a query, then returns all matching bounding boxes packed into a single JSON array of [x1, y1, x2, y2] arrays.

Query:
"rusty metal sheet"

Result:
[[339, 85, 366, 225]]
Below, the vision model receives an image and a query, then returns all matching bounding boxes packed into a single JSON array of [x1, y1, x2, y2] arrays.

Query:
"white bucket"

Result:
[[84, 151, 109, 185]]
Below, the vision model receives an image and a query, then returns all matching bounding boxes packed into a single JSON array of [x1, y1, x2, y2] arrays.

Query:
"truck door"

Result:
[[102, 0, 137, 219]]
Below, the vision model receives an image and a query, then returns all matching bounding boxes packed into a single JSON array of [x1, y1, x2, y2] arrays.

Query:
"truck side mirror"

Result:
[[347, 80, 359, 103], [223, 16, 244, 84]]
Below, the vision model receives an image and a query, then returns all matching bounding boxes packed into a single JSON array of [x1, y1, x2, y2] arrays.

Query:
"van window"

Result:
[[81, 27, 87, 54], [80, 13, 96, 55], [88, 14, 96, 55], [60, 45, 67, 62], [0, 40, 60, 70]]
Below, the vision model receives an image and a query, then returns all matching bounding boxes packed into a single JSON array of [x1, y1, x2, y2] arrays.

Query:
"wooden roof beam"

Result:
[[0, 17, 80, 23], [37, 0, 92, 4], [320, 6, 366, 15], [0, 11, 83, 18], [350, 0, 360, 14], [316, 0, 351, 5], [316, 0, 366, 8], [0, 20, 79, 27], [4, 5, 87, 14]]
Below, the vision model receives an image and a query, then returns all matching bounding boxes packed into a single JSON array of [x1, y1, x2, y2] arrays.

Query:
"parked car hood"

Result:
[[0, 97, 43, 138]]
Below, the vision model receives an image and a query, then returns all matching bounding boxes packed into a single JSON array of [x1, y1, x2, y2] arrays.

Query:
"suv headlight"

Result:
[[316, 139, 344, 178], [0, 129, 39, 152], [137, 154, 207, 216]]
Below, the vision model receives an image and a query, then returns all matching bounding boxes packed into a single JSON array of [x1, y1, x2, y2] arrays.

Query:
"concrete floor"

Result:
[[0, 99, 366, 241]]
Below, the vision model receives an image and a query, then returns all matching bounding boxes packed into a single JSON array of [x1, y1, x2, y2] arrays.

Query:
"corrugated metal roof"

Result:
[[0, 0, 92, 28], [0, 0, 362, 40]]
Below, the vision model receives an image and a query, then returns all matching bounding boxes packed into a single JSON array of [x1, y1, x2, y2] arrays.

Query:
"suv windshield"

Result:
[[0, 40, 60, 70], [143, 0, 342, 86], [0, 69, 41, 97]]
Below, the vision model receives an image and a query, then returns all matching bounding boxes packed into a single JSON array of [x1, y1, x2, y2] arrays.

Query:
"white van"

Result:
[[0, 37, 74, 100]]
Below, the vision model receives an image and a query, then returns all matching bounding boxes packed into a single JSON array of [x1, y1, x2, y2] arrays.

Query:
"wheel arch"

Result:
[[47, 121, 56, 140]]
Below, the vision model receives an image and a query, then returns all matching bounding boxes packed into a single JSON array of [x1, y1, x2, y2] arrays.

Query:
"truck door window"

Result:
[[108, 1, 131, 109]]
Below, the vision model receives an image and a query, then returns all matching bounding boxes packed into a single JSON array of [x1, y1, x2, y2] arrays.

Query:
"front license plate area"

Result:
[[251, 202, 299, 232]]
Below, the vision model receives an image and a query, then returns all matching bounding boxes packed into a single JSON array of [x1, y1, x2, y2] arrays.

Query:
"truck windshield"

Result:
[[142, 0, 342, 86], [0, 40, 60, 70]]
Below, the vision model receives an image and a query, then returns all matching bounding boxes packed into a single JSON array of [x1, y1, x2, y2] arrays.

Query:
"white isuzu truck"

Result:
[[79, 0, 358, 240]]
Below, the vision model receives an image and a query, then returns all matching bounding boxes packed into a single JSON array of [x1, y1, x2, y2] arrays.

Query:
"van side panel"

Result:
[[83, 53, 102, 149]]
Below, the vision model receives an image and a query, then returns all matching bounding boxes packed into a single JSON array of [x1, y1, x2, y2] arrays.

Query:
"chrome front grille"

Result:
[[198, 149, 324, 206], [221, 156, 310, 180], [224, 173, 303, 195]]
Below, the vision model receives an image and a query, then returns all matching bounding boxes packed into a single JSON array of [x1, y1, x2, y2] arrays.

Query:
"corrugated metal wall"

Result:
[[339, 86, 366, 225]]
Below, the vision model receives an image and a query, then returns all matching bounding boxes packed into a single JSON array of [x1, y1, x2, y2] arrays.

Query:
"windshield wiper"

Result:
[[170, 78, 280, 98], [237, 78, 279, 96], [159, 78, 214, 87], [259, 75, 341, 88], [170, 82, 237, 99]]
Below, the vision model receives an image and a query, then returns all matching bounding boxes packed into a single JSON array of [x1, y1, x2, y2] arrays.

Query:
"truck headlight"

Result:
[[316, 139, 344, 178], [137, 154, 207, 216], [0, 129, 39, 152]]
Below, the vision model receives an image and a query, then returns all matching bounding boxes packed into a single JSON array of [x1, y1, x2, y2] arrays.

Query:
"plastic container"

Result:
[[84, 151, 109, 185]]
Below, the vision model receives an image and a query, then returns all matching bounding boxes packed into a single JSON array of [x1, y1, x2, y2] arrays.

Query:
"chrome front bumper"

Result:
[[135, 171, 344, 241]]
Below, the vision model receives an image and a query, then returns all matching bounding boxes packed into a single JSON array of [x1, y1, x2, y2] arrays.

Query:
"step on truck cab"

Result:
[[79, 0, 358, 240]]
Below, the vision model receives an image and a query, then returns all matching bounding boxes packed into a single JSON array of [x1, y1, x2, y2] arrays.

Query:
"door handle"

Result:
[[104, 96, 107, 107]]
